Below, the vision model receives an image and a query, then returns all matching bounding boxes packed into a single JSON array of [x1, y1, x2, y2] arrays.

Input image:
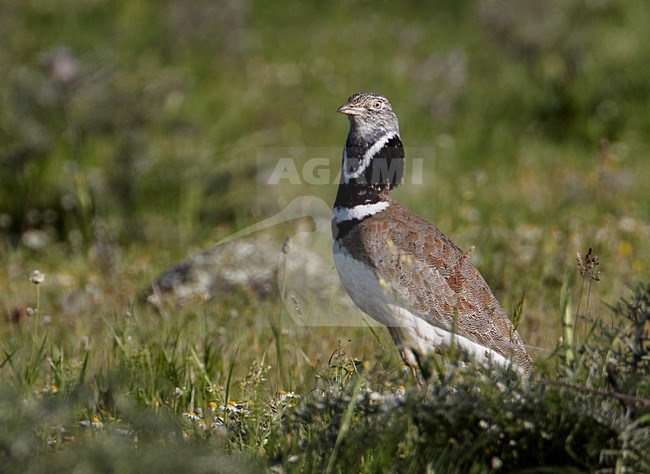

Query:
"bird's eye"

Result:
[[372, 101, 383, 110]]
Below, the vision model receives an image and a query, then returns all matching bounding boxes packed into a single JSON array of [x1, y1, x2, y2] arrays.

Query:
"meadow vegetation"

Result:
[[1, 1, 649, 472]]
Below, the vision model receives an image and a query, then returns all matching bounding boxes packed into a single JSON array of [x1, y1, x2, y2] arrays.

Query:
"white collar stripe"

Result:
[[332, 202, 390, 222], [343, 132, 397, 181]]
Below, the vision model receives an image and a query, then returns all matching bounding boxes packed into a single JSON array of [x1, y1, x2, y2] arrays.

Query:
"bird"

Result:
[[331, 92, 536, 376]]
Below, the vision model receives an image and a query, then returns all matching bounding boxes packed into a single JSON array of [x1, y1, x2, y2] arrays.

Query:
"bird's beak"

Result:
[[337, 102, 361, 115]]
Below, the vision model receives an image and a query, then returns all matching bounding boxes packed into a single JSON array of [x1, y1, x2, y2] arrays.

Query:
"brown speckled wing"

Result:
[[342, 200, 535, 374]]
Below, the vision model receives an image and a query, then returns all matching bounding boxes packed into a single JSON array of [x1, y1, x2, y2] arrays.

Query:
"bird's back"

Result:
[[337, 200, 536, 374]]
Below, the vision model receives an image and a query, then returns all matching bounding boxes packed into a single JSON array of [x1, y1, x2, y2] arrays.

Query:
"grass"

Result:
[[1, 0, 650, 471]]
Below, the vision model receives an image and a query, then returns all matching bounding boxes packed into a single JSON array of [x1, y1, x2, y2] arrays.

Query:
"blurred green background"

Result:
[[2, 0, 650, 471], [2, 0, 649, 342]]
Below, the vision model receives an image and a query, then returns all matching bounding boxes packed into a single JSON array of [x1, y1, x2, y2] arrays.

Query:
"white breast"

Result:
[[332, 240, 398, 327]]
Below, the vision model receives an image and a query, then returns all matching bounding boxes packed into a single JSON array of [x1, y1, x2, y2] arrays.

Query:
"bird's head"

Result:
[[337, 93, 399, 138]]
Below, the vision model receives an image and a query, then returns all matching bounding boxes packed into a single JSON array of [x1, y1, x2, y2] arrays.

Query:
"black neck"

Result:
[[334, 135, 404, 209]]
